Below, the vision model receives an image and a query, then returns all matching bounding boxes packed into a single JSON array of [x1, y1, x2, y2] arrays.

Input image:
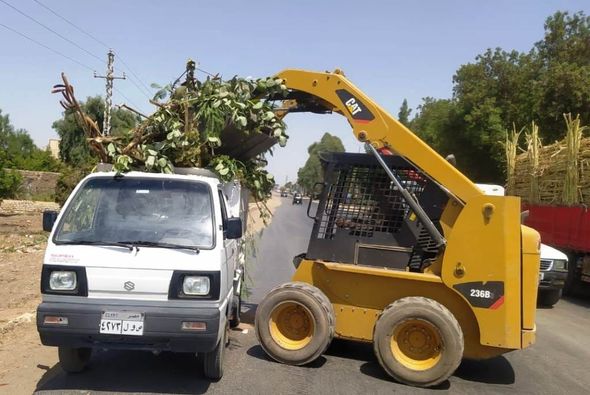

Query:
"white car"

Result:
[[36, 168, 247, 379]]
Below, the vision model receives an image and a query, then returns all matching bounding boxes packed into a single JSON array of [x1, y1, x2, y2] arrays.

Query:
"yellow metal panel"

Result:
[[276, 69, 484, 204], [521, 225, 541, 331], [441, 194, 523, 349], [332, 304, 380, 342], [521, 328, 536, 349], [292, 259, 512, 360]]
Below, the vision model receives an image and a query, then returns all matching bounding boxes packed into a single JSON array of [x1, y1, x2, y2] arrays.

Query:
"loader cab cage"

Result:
[[307, 152, 447, 271]]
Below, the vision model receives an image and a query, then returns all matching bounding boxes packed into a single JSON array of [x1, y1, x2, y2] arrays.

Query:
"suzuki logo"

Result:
[[123, 281, 135, 291]]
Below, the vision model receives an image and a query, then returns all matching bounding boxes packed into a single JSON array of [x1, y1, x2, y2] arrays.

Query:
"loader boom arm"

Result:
[[276, 69, 483, 204]]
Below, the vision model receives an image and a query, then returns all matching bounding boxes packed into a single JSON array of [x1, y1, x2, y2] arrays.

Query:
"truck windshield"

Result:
[[54, 177, 214, 249]]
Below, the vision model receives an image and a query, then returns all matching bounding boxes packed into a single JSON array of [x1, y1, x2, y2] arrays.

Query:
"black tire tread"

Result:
[[255, 281, 335, 365], [373, 296, 463, 387], [203, 326, 226, 381], [58, 347, 91, 373]]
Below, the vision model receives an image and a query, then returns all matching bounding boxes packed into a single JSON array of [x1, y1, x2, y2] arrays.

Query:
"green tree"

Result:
[[52, 96, 138, 167], [410, 11, 590, 182], [397, 99, 412, 126], [297, 132, 345, 193], [0, 110, 22, 198], [533, 11, 590, 139], [0, 109, 61, 172]]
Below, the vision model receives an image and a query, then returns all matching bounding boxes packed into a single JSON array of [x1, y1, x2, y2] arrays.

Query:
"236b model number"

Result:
[[470, 289, 492, 298]]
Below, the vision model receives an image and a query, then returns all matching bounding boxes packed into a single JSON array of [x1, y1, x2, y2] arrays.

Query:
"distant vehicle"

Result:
[[292, 193, 302, 205], [280, 190, 288, 197], [538, 244, 568, 306]]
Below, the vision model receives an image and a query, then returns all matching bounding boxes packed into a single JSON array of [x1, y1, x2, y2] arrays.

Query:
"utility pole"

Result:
[[94, 50, 126, 136]]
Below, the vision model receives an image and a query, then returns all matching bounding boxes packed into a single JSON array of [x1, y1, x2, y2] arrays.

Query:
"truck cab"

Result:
[[36, 168, 247, 379]]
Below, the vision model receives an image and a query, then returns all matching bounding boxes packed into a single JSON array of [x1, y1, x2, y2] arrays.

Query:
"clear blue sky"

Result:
[[1, 0, 588, 184]]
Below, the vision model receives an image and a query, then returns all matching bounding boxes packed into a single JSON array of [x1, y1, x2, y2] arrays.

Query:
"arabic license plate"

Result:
[[539, 272, 544, 281], [100, 311, 144, 336]]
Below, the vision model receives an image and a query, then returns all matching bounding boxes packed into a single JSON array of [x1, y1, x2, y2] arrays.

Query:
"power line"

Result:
[[0, 22, 147, 112], [31, 0, 153, 99], [113, 86, 142, 111], [0, 22, 94, 71], [31, 0, 110, 49], [197, 67, 218, 77], [116, 54, 154, 97], [0, 0, 104, 66]]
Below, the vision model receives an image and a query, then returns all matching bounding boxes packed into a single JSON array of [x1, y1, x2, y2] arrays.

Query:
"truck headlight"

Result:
[[183, 276, 210, 296], [49, 271, 77, 291], [553, 259, 568, 271]]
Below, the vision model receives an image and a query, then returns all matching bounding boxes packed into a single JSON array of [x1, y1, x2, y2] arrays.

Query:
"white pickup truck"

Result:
[[36, 167, 247, 380]]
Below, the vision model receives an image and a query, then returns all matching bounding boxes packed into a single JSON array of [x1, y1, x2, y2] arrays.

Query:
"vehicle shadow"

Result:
[[246, 344, 327, 368], [240, 302, 257, 325], [327, 339, 514, 389], [454, 356, 515, 385], [562, 295, 590, 309], [35, 350, 211, 394]]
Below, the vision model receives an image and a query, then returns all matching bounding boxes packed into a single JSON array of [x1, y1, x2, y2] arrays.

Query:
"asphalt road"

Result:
[[33, 199, 590, 394]]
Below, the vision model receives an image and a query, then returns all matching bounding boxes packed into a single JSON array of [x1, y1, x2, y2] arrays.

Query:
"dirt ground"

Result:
[[0, 195, 281, 394]]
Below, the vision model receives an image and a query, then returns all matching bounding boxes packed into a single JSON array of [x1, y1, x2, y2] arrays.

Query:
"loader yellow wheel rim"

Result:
[[391, 319, 442, 371], [269, 301, 314, 350]]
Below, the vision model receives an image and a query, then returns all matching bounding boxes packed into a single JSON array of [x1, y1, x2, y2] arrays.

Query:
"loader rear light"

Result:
[[43, 316, 69, 325], [181, 321, 206, 331]]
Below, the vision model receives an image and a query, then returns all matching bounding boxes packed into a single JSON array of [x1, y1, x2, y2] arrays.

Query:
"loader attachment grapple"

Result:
[[307, 152, 447, 272]]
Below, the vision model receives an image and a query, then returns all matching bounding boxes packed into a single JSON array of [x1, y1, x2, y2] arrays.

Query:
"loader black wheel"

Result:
[[373, 297, 463, 387], [255, 282, 335, 365], [58, 346, 91, 373]]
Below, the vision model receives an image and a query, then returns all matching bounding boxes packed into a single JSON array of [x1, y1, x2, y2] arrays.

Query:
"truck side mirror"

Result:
[[226, 217, 243, 239], [42, 210, 58, 232], [520, 210, 529, 224]]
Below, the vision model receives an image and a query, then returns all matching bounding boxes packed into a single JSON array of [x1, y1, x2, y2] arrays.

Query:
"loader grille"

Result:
[[305, 153, 447, 269], [316, 159, 426, 240]]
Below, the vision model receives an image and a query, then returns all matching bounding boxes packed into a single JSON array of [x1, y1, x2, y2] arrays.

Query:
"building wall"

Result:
[[12, 170, 61, 200]]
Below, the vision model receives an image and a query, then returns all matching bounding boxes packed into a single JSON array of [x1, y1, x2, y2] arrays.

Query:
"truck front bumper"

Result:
[[539, 271, 567, 290], [37, 301, 221, 353]]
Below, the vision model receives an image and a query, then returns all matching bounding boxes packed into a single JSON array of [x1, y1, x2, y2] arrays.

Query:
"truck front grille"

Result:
[[540, 259, 553, 271]]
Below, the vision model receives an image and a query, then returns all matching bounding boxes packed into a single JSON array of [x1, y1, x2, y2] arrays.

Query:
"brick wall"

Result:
[[0, 199, 60, 214], [10, 170, 61, 199]]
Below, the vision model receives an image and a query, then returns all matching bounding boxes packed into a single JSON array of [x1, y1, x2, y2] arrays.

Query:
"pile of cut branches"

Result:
[[53, 61, 288, 215]]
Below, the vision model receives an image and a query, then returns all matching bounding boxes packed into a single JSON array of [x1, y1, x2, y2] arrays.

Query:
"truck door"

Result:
[[218, 190, 236, 293]]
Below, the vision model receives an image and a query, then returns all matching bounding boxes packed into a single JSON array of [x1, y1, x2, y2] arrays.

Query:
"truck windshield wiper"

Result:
[[119, 240, 201, 253], [55, 240, 134, 251]]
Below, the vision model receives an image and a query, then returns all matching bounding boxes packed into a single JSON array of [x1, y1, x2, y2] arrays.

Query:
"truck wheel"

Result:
[[230, 294, 241, 328], [538, 289, 562, 307], [203, 323, 227, 381], [563, 252, 579, 296], [255, 282, 335, 366], [58, 346, 92, 373], [373, 297, 463, 387]]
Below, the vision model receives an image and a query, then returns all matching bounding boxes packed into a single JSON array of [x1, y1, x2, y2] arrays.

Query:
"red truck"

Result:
[[523, 204, 590, 295]]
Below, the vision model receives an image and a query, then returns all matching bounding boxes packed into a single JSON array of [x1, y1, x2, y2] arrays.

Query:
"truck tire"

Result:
[[202, 323, 227, 381], [58, 346, 91, 373], [230, 294, 241, 328], [255, 282, 335, 366], [538, 289, 562, 307], [563, 252, 579, 296], [373, 297, 463, 387]]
